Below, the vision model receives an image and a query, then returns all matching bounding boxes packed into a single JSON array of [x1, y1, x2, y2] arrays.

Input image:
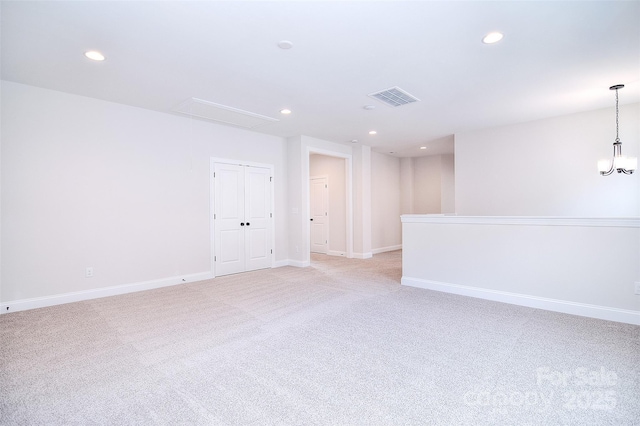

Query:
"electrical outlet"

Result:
[[86, 267, 94, 278], [635, 282, 640, 295]]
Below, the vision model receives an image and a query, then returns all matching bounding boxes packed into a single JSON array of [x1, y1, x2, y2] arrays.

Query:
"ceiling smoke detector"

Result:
[[368, 86, 419, 107]]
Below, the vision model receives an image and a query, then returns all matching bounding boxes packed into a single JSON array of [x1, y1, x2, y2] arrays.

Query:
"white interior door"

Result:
[[244, 167, 272, 271], [214, 163, 245, 276], [214, 163, 272, 276], [310, 176, 328, 254]]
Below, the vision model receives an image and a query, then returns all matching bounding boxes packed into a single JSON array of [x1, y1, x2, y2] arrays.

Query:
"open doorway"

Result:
[[309, 153, 349, 259]]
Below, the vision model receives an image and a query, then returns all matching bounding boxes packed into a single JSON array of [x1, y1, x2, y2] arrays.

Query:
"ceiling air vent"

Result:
[[173, 98, 279, 129], [368, 86, 420, 107]]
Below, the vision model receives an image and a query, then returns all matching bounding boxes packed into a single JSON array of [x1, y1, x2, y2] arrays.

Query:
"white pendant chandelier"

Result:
[[598, 84, 637, 175]]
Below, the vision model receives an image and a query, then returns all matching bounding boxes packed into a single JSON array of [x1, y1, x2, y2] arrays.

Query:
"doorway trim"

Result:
[[305, 147, 353, 260], [210, 157, 275, 278]]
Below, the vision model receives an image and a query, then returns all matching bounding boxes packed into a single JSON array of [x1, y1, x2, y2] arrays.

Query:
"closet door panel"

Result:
[[244, 167, 272, 272], [214, 163, 245, 276]]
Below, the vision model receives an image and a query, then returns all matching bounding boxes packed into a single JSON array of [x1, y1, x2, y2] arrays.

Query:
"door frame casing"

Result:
[[210, 157, 275, 278]]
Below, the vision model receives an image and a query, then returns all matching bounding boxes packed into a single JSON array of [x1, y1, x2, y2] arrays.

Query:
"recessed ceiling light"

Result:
[[389, 152, 395, 154], [278, 40, 294, 49], [351, 139, 358, 144], [363, 105, 376, 110], [482, 32, 504, 44], [369, 130, 377, 135], [280, 109, 292, 115], [84, 50, 105, 61], [420, 146, 427, 150]]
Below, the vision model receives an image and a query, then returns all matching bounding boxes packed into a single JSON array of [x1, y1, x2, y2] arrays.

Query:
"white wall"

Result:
[[455, 103, 640, 216], [402, 216, 640, 324], [287, 136, 304, 265], [408, 154, 455, 214], [352, 145, 371, 258], [413, 156, 441, 214], [440, 153, 455, 214], [402, 105, 640, 325], [309, 154, 347, 255], [1, 81, 288, 303], [399, 157, 414, 215], [371, 151, 401, 252]]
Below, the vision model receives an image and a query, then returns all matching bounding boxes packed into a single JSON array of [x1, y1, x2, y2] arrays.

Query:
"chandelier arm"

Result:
[[600, 167, 615, 176], [599, 144, 617, 176]]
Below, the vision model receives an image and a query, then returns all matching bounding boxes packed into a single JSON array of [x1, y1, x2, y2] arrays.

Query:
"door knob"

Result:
[[310, 218, 313, 221], [240, 223, 245, 226]]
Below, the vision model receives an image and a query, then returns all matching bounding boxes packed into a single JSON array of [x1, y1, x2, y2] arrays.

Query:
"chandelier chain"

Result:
[[615, 88, 620, 142]]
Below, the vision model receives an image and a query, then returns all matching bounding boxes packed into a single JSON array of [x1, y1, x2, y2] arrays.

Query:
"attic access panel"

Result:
[[174, 98, 279, 129]]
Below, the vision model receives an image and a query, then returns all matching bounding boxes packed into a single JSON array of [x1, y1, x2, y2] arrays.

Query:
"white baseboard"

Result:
[[273, 260, 290, 268], [327, 250, 347, 257], [353, 252, 373, 259], [401, 276, 640, 326], [372, 245, 402, 254], [1, 271, 214, 315]]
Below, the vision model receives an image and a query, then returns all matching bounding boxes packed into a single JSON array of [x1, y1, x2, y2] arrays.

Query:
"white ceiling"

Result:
[[2, 1, 639, 157]]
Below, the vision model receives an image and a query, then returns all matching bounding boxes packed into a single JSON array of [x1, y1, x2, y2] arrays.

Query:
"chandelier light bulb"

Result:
[[597, 159, 611, 173]]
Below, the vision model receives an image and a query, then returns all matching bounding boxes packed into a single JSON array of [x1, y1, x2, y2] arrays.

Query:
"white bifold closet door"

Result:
[[214, 163, 272, 276]]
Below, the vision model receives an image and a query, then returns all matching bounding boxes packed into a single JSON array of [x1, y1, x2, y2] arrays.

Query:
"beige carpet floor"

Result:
[[1, 251, 639, 425]]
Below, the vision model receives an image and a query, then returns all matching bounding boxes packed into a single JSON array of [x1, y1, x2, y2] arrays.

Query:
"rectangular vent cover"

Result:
[[368, 86, 420, 107], [173, 98, 279, 129]]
